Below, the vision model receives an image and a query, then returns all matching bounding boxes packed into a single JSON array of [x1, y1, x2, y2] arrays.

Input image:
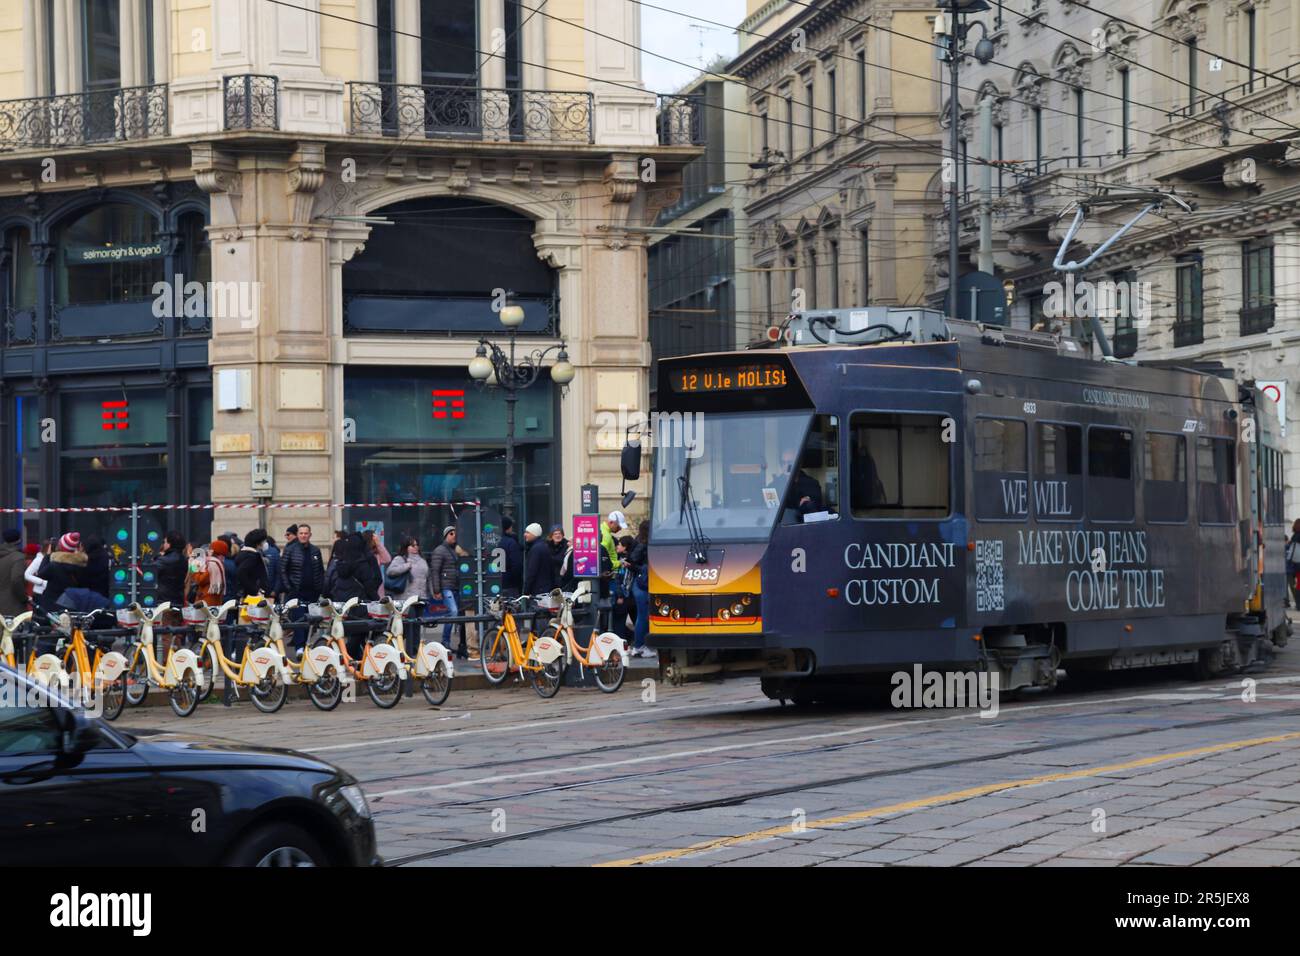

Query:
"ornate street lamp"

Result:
[[468, 291, 574, 520]]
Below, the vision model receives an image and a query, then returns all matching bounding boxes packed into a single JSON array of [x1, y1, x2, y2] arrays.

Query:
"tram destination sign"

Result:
[[670, 363, 789, 394]]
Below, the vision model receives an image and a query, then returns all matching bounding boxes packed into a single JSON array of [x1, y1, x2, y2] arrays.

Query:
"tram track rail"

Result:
[[380, 700, 1300, 866]]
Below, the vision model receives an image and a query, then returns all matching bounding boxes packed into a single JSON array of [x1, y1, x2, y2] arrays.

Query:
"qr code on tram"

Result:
[[975, 540, 1004, 612]]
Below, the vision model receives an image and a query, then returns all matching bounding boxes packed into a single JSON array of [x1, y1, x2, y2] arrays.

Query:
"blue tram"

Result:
[[629, 308, 1290, 701]]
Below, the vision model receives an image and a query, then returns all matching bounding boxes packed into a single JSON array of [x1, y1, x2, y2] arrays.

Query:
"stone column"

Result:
[[53, 0, 74, 94], [24, 0, 40, 97], [1199, 238, 1240, 347], [479, 0, 509, 141], [195, 141, 339, 546]]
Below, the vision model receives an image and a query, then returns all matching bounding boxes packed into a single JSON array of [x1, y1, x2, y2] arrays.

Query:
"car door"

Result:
[[0, 668, 170, 866]]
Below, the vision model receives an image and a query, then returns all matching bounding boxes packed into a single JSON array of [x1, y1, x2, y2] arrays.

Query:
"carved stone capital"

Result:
[[191, 144, 241, 197], [286, 142, 327, 226]]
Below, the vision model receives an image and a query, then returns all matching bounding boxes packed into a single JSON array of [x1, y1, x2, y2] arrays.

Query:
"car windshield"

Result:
[[650, 410, 811, 543]]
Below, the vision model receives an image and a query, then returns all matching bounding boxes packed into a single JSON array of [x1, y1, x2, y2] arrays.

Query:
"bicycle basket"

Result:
[[181, 605, 209, 625], [307, 602, 330, 620], [115, 607, 142, 628], [366, 601, 393, 620], [244, 602, 272, 625]]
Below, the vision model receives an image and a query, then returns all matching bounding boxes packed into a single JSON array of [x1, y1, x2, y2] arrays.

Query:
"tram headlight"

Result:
[[670, 609, 681, 620], [740, 594, 752, 606], [719, 609, 730, 620], [659, 605, 670, 617], [731, 603, 745, 616]]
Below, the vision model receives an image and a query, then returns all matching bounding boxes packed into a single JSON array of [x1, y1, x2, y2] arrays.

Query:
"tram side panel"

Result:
[[963, 373, 1250, 667]]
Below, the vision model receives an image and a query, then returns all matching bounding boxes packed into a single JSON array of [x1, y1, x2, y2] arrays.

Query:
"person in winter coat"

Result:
[[0, 529, 28, 616], [155, 532, 188, 606], [233, 528, 271, 599], [186, 539, 229, 606], [522, 522, 558, 597], [263, 536, 283, 597], [499, 516, 524, 596], [327, 532, 380, 605], [427, 525, 463, 653], [385, 536, 431, 654], [39, 533, 88, 613], [25, 540, 51, 605], [550, 524, 576, 592], [81, 534, 111, 601], [626, 521, 652, 658], [362, 531, 389, 599], [21, 542, 42, 606], [1288, 517, 1300, 609]]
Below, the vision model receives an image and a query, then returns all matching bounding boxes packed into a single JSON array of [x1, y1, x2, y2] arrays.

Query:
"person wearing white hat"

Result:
[[523, 522, 558, 596]]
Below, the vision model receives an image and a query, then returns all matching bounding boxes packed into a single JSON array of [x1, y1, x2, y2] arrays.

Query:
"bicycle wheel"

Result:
[[531, 656, 564, 699], [169, 671, 201, 717], [124, 654, 149, 706], [593, 647, 626, 694], [481, 628, 512, 686], [100, 674, 127, 721], [367, 662, 403, 709], [250, 669, 288, 714], [195, 644, 218, 701], [421, 660, 451, 707], [308, 666, 343, 711]]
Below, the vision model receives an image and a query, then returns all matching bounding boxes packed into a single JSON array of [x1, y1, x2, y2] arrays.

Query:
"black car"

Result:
[[0, 665, 380, 866]]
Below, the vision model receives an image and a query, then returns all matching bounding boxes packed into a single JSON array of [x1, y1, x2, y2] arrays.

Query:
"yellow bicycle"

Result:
[[370, 595, 455, 706], [479, 594, 566, 699], [188, 600, 291, 713], [118, 602, 205, 717], [542, 585, 628, 694]]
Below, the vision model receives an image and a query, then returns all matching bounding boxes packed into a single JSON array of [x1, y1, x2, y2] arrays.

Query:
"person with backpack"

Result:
[[39, 532, 88, 613], [1287, 518, 1300, 609]]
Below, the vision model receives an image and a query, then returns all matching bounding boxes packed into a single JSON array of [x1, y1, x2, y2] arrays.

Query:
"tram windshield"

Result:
[[650, 410, 812, 543]]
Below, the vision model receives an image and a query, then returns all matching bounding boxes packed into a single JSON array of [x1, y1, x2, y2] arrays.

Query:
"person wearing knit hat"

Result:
[[525, 523, 543, 539], [522, 519, 559, 597], [37, 533, 88, 613], [0, 528, 26, 615], [186, 539, 228, 606]]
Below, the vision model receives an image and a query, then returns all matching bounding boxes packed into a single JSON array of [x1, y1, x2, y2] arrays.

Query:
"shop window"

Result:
[[973, 418, 1028, 521], [1087, 426, 1134, 522], [781, 414, 838, 525], [1143, 432, 1187, 523], [1035, 422, 1082, 520], [177, 211, 210, 286], [1196, 436, 1237, 525], [849, 412, 950, 519], [55, 203, 164, 306], [342, 197, 556, 335]]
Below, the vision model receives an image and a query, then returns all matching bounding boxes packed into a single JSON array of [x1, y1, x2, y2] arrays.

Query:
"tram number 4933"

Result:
[[683, 567, 719, 582]]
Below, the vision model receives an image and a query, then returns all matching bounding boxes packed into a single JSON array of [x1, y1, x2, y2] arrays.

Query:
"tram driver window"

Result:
[[780, 414, 840, 525], [849, 413, 950, 519], [1087, 426, 1134, 522], [1196, 436, 1237, 525], [1035, 422, 1083, 520], [973, 418, 1028, 520], [1144, 432, 1188, 523]]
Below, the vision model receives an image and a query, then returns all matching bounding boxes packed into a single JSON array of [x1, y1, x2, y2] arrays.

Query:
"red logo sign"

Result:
[[432, 390, 466, 420], [101, 400, 128, 431]]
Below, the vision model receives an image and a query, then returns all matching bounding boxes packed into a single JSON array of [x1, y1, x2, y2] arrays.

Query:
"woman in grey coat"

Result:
[[386, 536, 432, 654]]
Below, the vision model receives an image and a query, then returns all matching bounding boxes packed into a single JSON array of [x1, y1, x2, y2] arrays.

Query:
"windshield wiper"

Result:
[[677, 458, 711, 564]]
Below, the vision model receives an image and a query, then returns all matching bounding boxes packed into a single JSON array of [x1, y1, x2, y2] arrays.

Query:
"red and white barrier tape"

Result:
[[0, 500, 481, 514]]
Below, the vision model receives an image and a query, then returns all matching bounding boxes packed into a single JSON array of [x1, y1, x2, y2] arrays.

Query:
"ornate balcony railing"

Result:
[[0, 84, 168, 151], [656, 95, 703, 146], [223, 74, 279, 131], [1173, 319, 1204, 348], [1240, 304, 1275, 336], [347, 83, 593, 144], [1168, 62, 1300, 121]]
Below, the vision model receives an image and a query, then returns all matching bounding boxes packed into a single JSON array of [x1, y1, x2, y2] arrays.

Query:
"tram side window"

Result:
[[849, 413, 950, 519], [781, 414, 839, 525], [1035, 422, 1083, 521], [1263, 446, 1285, 526], [1143, 432, 1187, 523], [1196, 436, 1237, 525], [973, 418, 1028, 520], [1087, 427, 1134, 522]]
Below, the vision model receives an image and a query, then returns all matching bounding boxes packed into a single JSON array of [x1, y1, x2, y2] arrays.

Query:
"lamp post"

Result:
[[467, 293, 574, 521], [936, 0, 996, 321]]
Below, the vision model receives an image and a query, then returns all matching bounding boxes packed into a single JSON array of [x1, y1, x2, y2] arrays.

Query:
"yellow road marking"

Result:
[[595, 729, 1300, 867]]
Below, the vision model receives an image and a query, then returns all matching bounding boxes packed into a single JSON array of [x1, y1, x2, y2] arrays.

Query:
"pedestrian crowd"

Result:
[[0, 508, 657, 660]]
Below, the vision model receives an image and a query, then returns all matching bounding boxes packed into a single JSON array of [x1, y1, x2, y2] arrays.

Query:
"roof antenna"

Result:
[[1050, 189, 1193, 359]]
